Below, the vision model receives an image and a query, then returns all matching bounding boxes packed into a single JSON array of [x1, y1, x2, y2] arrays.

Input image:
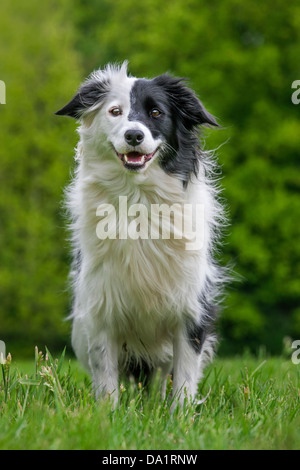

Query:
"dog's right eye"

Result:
[[150, 108, 161, 118], [109, 107, 122, 116]]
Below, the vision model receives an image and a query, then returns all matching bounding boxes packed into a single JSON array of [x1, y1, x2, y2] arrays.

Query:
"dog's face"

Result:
[[95, 77, 169, 172], [56, 63, 218, 177]]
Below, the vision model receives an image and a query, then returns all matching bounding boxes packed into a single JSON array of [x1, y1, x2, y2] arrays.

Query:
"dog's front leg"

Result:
[[88, 331, 119, 407], [172, 322, 204, 407]]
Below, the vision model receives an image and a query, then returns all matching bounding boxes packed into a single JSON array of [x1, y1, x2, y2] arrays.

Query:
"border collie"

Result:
[[55, 62, 226, 407]]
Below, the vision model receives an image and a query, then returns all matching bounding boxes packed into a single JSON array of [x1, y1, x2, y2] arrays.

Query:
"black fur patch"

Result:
[[129, 75, 218, 185], [126, 357, 152, 385], [186, 321, 206, 354], [55, 79, 109, 119], [186, 302, 218, 354]]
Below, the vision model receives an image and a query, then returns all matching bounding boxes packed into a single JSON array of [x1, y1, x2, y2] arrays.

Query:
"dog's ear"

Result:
[[55, 79, 108, 119], [153, 74, 219, 129]]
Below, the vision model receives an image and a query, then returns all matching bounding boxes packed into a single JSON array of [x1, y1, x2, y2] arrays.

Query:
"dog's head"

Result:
[[56, 62, 218, 180]]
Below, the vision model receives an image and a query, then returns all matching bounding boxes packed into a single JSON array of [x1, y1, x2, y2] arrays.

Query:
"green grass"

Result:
[[0, 347, 299, 450]]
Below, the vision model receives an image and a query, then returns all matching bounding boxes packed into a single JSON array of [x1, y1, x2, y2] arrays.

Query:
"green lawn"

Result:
[[0, 348, 299, 450]]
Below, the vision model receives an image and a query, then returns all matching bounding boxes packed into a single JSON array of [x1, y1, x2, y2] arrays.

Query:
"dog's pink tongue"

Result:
[[126, 152, 143, 162]]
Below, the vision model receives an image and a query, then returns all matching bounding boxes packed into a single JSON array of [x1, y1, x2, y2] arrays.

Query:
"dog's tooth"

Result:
[[141, 155, 145, 164], [124, 155, 128, 162]]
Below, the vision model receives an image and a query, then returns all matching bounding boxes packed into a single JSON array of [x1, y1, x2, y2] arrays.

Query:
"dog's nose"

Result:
[[125, 129, 145, 147]]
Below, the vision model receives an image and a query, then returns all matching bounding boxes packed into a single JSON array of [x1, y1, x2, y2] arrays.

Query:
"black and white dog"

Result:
[[56, 62, 226, 407]]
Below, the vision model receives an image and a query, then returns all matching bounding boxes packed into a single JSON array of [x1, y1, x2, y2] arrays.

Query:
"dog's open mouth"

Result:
[[116, 150, 157, 170]]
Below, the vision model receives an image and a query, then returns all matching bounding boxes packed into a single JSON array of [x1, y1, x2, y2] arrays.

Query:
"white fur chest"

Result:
[[69, 154, 209, 335]]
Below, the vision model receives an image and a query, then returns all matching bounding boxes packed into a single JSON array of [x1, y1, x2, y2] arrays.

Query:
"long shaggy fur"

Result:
[[56, 62, 228, 406]]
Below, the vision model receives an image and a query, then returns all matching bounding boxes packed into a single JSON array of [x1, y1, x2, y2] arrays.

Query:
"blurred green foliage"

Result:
[[0, 0, 300, 355], [0, 0, 81, 354]]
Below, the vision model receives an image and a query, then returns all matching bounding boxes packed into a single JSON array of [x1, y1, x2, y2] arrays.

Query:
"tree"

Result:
[[74, 0, 300, 353], [0, 0, 82, 355], [1, 0, 299, 355]]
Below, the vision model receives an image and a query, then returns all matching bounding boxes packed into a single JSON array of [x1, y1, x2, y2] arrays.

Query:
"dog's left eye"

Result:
[[150, 108, 161, 118], [109, 107, 122, 116]]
